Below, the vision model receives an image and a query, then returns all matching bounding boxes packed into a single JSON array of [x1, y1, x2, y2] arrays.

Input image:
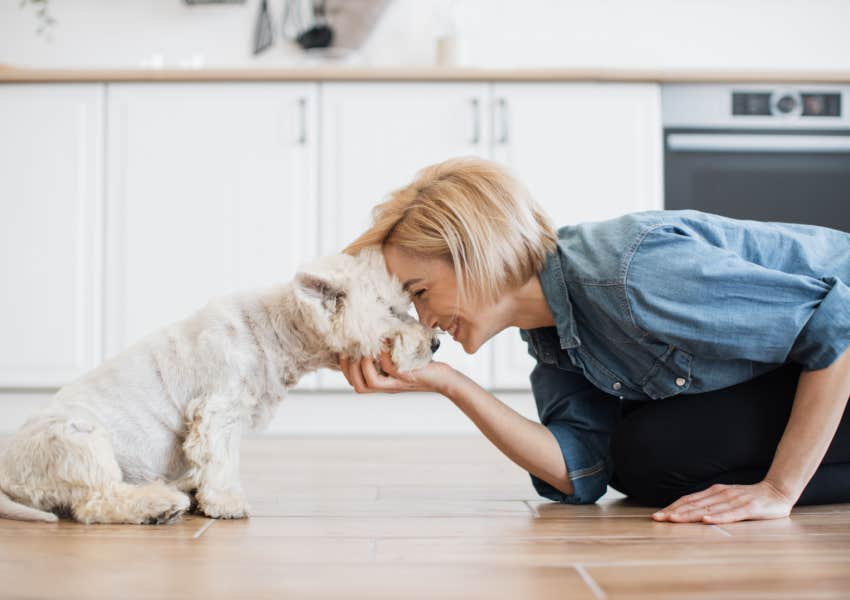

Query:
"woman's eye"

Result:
[[413, 289, 426, 298]]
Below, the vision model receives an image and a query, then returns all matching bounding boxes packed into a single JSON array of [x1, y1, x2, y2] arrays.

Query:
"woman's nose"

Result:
[[430, 337, 441, 354], [414, 302, 439, 329]]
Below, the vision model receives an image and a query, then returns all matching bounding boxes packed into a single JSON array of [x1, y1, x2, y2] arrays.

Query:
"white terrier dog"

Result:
[[0, 249, 438, 524]]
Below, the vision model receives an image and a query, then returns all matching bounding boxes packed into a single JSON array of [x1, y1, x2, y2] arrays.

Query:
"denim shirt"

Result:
[[520, 210, 850, 504]]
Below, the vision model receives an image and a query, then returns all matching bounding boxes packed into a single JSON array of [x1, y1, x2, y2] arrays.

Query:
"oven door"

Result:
[[664, 130, 850, 233]]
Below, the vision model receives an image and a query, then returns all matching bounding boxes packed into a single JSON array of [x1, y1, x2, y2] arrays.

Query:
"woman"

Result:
[[340, 157, 850, 524]]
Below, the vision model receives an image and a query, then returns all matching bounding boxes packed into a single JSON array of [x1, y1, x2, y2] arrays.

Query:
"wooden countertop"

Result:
[[2, 65, 850, 83]]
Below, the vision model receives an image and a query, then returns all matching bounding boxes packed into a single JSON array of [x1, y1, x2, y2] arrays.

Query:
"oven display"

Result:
[[802, 93, 842, 117], [732, 93, 771, 115]]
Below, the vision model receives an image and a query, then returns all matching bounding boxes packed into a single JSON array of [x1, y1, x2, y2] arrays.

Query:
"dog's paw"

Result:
[[141, 486, 191, 525], [197, 488, 250, 519]]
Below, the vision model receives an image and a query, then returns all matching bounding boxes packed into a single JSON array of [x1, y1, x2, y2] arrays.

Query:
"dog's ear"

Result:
[[295, 273, 346, 313]]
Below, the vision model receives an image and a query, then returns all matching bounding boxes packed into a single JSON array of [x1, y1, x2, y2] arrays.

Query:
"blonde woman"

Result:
[[340, 157, 850, 524]]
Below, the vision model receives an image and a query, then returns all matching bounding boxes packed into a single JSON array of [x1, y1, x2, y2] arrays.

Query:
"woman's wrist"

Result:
[[763, 472, 803, 504], [428, 362, 468, 397]]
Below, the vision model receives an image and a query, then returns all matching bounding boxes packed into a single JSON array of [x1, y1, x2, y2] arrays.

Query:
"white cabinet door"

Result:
[[490, 83, 663, 388], [319, 82, 493, 388], [0, 84, 103, 387], [106, 83, 319, 388]]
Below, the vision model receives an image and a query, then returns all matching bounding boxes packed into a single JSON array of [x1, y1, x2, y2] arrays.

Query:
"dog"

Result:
[[0, 248, 438, 524]]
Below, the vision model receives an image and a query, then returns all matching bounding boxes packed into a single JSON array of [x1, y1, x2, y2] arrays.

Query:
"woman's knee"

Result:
[[610, 406, 694, 506]]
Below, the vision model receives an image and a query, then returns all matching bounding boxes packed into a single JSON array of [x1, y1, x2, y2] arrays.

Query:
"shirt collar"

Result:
[[536, 248, 581, 350]]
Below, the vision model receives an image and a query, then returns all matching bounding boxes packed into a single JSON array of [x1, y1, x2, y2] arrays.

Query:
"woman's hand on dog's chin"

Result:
[[339, 351, 458, 395]]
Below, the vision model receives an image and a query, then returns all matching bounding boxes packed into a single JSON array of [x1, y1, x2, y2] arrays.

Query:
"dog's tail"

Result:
[[0, 488, 58, 523]]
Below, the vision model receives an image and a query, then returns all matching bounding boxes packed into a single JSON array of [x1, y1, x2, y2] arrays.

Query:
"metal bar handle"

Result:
[[469, 98, 480, 145], [297, 97, 307, 145], [498, 98, 510, 145], [667, 133, 850, 153]]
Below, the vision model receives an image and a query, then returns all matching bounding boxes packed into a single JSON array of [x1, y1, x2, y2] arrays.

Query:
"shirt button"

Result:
[[675, 377, 687, 387], [612, 382, 622, 391]]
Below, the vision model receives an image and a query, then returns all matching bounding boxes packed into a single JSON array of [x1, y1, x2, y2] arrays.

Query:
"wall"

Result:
[[2, 0, 850, 70]]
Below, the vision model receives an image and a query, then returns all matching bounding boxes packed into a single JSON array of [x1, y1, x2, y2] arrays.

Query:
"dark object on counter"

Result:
[[283, 0, 335, 50], [253, 0, 274, 55]]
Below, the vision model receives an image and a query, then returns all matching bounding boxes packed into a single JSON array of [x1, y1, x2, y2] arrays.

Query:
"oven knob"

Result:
[[776, 95, 797, 113]]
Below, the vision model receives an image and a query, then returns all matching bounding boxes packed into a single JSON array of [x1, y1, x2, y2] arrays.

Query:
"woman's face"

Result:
[[383, 244, 511, 354]]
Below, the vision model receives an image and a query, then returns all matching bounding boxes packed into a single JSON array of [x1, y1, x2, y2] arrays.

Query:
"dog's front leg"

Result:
[[182, 394, 249, 519]]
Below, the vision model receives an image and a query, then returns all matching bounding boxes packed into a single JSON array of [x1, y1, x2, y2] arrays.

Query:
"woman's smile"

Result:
[[447, 317, 460, 341]]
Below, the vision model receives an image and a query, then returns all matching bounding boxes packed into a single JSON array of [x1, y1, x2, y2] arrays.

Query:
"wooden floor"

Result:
[[2, 436, 850, 599]]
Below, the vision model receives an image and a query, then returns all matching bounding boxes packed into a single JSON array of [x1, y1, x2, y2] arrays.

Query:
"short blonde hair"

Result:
[[345, 157, 558, 304]]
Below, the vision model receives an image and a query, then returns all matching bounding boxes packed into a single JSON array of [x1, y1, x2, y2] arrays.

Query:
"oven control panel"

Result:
[[732, 91, 841, 117], [662, 84, 850, 129]]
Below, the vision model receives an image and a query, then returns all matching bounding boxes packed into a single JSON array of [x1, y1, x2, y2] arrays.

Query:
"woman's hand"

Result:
[[338, 351, 460, 396], [651, 480, 793, 524]]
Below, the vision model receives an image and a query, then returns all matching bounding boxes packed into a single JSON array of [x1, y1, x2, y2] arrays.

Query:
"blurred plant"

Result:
[[20, 0, 55, 36]]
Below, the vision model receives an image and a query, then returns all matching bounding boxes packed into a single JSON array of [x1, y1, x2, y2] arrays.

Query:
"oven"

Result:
[[662, 84, 850, 233]]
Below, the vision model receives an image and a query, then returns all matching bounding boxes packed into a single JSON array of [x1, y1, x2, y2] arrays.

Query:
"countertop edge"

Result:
[[2, 66, 850, 83]]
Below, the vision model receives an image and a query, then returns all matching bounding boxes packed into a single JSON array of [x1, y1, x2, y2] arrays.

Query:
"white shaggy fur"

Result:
[[0, 249, 436, 524]]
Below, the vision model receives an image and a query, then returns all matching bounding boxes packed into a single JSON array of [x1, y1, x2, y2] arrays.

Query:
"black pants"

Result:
[[609, 362, 850, 507]]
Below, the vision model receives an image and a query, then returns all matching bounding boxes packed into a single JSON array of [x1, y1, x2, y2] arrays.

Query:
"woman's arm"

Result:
[[654, 345, 850, 524], [339, 354, 574, 496]]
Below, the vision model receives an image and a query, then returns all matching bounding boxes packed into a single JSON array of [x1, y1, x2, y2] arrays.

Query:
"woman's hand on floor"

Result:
[[339, 351, 460, 395], [651, 481, 794, 524]]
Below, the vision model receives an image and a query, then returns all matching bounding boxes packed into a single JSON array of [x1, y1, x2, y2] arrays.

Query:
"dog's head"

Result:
[[294, 247, 439, 371]]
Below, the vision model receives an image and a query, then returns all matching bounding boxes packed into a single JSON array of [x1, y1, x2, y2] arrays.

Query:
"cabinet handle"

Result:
[[469, 97, 481, 145], [297, 97, 307, 145], [497, 98, 510, 145]]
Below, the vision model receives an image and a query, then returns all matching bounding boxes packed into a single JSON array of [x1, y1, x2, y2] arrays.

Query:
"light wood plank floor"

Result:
[[2, 436, 849, 599]]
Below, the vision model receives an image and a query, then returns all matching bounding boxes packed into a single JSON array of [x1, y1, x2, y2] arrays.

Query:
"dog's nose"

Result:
[[430, 337, 441, 354]]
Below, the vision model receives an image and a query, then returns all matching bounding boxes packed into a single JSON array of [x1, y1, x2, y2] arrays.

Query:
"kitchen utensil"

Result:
[[296, 0, 334, 49], [253, 0, 274, 55]]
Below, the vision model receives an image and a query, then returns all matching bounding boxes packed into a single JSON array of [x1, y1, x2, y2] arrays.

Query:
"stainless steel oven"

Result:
[[663, 84, 850, 232]]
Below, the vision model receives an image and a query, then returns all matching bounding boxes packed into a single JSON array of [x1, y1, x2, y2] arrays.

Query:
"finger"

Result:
[[670, 493, 744, 522], [668, 489, 740, 518], [361, 357, 392, 389], [697, 497, 748, 517], [652, 484, 730, 521], [379, 351, 412, 382], [653, 485, 729, 519], [339, 356, 354, 386], [701, 500, 756, 524], [348, 358, 372, 393], [665, 503, 721, 523], [363, 357, 414, 392]]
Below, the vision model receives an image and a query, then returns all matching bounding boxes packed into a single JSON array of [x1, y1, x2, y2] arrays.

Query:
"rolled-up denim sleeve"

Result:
[[627, 226, 850, 371], [529, 361, 621, 504]]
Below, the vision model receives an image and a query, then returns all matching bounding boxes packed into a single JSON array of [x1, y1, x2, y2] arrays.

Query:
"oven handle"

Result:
[[667, 133, 850, 153]]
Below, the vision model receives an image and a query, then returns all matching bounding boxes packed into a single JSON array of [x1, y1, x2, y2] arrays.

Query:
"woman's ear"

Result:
[[295, 273, 346, 313]]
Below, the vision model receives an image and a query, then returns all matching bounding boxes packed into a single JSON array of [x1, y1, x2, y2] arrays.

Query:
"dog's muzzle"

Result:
[[430, 337, 441, 354]]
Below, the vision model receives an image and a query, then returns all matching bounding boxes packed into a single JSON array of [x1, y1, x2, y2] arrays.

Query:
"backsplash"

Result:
[[1, 0, 849, 70]]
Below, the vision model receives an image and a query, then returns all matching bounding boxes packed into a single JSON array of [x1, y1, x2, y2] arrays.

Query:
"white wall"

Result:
[[2, 0, 850, 70]]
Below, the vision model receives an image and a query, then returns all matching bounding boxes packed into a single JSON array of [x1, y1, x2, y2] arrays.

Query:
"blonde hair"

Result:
[[345, 157, 558, 305]]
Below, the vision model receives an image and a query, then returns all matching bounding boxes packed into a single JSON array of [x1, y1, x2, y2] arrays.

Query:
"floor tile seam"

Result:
[[523, 500, 540, 517], [579, 555, 850, 568], [575, 563, 608, 600], [192, 519, 216, 539]]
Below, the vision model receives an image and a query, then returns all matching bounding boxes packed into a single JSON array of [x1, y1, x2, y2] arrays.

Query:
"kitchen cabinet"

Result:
[[489, 82, 663, 387], [105, 83, 320, 388], [319, 82, 494, 389], [0, 84, 103, 387]]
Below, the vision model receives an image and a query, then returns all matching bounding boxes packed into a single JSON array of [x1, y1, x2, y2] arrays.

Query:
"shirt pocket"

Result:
[[639, 345, 694, 399], [566, 347, 643, 399]]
